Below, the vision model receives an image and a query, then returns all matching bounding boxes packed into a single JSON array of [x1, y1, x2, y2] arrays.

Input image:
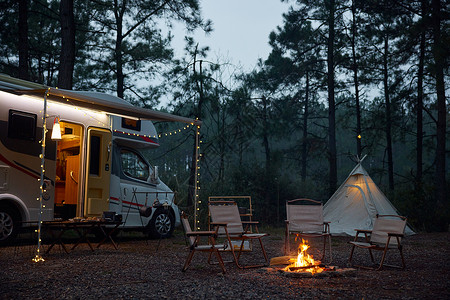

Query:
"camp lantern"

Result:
[[51, 117, 62, 140]]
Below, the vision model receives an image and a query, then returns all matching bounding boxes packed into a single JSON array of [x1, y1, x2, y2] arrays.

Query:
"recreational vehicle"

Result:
[[0, 74, 199, 245]]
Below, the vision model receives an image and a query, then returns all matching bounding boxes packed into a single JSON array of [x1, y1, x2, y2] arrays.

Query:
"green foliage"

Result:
[[0, 0, 447, 231]]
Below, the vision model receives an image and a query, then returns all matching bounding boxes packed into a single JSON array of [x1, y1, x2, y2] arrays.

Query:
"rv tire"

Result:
[[0, 204, 20, 245], [147, 208, 174, 239]]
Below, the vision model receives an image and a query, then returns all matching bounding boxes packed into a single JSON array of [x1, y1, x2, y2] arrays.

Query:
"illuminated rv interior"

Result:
[[54, 122, 82, 219]]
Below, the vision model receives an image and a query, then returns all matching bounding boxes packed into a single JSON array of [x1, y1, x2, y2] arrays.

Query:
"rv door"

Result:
[[84, 128, 112, 217]]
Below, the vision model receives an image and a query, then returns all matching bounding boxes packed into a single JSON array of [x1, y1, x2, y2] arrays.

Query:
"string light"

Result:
[[193, 124, 202, 230], [33, 88, 202, 258], [34, 88, 52, 263], [112, 123, 195, 140]]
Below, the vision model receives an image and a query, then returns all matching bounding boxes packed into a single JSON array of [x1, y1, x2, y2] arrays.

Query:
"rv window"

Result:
[[121, 118, 141, 131], [8, 110, 37, 141], [120, 149, 149, 181]]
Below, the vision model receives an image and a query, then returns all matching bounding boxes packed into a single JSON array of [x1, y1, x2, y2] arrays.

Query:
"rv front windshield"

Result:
[[120, 149, 149, 181]]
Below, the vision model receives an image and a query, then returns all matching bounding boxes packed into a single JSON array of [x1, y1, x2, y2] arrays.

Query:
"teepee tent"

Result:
[[323, 157, 414, 236]]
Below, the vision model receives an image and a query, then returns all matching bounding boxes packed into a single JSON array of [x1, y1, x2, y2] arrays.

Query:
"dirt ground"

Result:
[[0, 228, 449, 299]]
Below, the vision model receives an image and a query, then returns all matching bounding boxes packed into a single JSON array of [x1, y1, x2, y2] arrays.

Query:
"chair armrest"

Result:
[[352, 229, 372, 242], [186, 230, 217, 237], [242, 221, 260, 233]]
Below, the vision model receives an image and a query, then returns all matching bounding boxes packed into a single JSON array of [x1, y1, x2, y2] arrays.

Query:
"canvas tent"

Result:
[[323, 158, 414, 236]]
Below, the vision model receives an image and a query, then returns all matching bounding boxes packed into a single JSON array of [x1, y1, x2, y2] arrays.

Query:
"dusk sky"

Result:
[[172, 0, 290, 71]]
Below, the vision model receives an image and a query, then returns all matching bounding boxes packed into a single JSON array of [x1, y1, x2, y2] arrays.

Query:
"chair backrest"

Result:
[[209, 201, 244, 235], [181, 213, 196, 246], [286, 199, 324, 233], [370, 215, 407, 246]]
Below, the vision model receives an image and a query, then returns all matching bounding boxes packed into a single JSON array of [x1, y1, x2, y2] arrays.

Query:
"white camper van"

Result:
[[0, 75, 198, 245]]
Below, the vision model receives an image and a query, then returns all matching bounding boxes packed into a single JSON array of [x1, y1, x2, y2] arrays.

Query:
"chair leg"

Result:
[[213, 248, 226, 273], [284, 227, 290, 255], [207, 250, 214, 264], [320, 235, 326, 261], [227, 237, 243, 269], [377, 245, 390, 270], [237, 239, 245, 261], [286, 236, 290, 256], [368, 248, 375, 263], [349, 244, 356, 265], [231, 238, 269, 269], [258, 237, 269, 264], [327, 235, 333, 264], [182, 249, 196, 272], [233, 239, 247, 269]]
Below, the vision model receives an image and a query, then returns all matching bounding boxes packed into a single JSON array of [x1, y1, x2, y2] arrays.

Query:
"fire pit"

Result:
[[269, 239, 356, 278]]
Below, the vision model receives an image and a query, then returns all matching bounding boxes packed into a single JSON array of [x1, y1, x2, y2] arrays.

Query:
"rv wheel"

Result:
[[0, 205, 19, 245], [147, 209, 174, 239]]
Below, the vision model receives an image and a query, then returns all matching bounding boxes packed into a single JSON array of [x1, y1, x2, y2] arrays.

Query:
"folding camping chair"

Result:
[[348, 214, 407, 270], [181, 212, 227, 273], [284, 199, 332, 263], [208, 200, 269, 269]]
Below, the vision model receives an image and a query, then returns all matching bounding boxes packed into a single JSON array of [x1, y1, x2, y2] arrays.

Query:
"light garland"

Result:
[[33, 89, 52, 263], [193, 124, 202, 230], [33, 88, 201, 260], [112, 123, 193, 140]]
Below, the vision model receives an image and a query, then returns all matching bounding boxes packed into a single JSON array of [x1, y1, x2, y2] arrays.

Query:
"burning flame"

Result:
[[284, 239, 323, 274]]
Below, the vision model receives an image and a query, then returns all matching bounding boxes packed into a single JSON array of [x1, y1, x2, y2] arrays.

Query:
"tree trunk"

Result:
[[219, 108, 225, 183], [58, 0, 75, 89], [18, 0, 29, 80], [416, 0, 426, 189], [114, 3, 125, 98], [262, 95, 272, 222], [431, 0, 447, 224], [327, 0, 337, 196], [383, 34, 394, 191], [301, 72, 309, 182], [262, 96, 271, 174], [187, 54, 203, 207], [351, 0, 362, 157]]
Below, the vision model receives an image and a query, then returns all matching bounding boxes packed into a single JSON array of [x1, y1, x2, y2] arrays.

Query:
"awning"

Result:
[[0, 74, 200, 126]]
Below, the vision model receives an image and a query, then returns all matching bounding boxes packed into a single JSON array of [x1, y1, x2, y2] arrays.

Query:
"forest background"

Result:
[[0, 0, 448, 231]]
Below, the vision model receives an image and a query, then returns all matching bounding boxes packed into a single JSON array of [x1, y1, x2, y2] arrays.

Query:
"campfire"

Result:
[[283, 239, 324, 274], [268, 239, 356, 278]]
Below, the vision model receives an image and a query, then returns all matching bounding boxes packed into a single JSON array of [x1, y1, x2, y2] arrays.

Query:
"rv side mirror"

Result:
[[150, 166, 158, 182]]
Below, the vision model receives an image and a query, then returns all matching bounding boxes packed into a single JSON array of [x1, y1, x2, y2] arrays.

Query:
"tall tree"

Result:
[[58, 0, 75, 89], [382, 30, 395, 191], [350, 0, 362, 157], [358, 1, 410, 192], [266, 7, 325, 182], [278, 0, 344, 193], [89, 0, 210, 101], [415, 0, 427, 196], [18, 0, 29, 80], [326, 0, 337, 195], [431, 0, 448, 226]]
